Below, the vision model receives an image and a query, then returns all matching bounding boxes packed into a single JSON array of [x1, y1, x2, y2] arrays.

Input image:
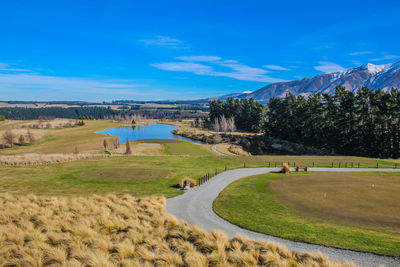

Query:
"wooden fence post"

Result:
[[345, 162, 347, 168], [331, 162, 333, 168], [294, 162, 296, 167], [274, 162, 277, 167], [358, 162, 360, 168], [339, 162, 341, 168], [225, 165, 227, 171], [312, 162, 314, 167], [377, 162, 379, 168], [268, 162, 271, 167]]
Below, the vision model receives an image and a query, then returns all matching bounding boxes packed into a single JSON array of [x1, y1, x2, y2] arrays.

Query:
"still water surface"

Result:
[[98, 123, 204, 144]]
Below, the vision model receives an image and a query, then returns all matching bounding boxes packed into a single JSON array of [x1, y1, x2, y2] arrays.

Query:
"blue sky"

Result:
[[1, 0, 400, 101]]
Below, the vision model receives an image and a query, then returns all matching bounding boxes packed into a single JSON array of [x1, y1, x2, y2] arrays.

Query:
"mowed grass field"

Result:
[[0, 119, 399, 198], [214, 172, 400, 256]]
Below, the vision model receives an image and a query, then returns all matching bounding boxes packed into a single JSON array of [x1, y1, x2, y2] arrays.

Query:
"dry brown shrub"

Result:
[[281, 163, 291, 174], [213, 134, 223, 144], [228, 145, 251, 156], [180, 177, 196, 188], [0, 193, 356, 267]]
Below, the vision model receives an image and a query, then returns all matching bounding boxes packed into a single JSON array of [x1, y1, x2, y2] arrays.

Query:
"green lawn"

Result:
[[1, 137, 399, 198], [164, 141, 213, 156], [214, 172, 400, 256]]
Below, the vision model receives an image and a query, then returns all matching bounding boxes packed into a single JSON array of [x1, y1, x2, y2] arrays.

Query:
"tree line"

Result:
[[267, 87, 400, 158], [209, 98, 267, 132], [209, 87, 400, 158], [0, 107, 207, 120]]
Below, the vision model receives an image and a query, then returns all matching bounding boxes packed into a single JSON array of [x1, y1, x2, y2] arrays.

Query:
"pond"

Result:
[[97, 123, 204, 144]]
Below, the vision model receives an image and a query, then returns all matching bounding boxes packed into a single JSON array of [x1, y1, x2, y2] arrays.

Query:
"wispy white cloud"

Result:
[[263, 65, 290, 71], [0, 62, 30, 72], [370, 54, 398, 62], [152, 56, 286, 83], [151, 62, 213, 75], [176, 56, 221, 62], [349, 51, 373, 56], [140, 35, 187, 49], [0, 73, 148, 97], [314, 61, 344, 73]]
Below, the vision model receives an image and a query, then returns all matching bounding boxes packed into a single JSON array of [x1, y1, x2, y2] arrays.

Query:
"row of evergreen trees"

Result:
[[209, 87, 400, 158], [267, 87, 400, 158]]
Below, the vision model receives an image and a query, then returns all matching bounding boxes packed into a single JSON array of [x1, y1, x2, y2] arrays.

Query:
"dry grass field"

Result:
[[0, 193, 355, 267], [270, 173, 400, 232], [0, 153, 108, 165], [0, 120, 129, 155]]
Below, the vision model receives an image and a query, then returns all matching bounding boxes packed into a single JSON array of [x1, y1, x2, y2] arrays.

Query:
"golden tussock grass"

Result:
[[281, 163, 291, 174], [228, 145, 251, 156], [179, 177, 196, 188], [0, 153, 108, 165], [0, 193, 356, 267]]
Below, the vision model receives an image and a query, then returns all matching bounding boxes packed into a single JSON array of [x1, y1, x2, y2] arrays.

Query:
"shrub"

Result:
[[228, 145, 251, 156], [213, 134, 223, 144], [0, 115, 5, 121], [281, 163, 291, 174], [180, 177, 196, 188]]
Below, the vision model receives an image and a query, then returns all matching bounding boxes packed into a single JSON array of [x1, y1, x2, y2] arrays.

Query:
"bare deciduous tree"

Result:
[[125, 137, 132, 155], [18, 135, 25, 145], [227, 117, 236, 133], [213, 118, 220, 132], [27, 130, 35, 144], [197, 118, 203, 129], [3, 130, 15, 148], [220, 115, 228, 133], [103, 139, 109, 150]]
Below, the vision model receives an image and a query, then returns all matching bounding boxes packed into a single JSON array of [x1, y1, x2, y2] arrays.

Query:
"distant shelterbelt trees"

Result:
[[0, 106, 207, 120], [0, 107, 118, 120], [209, 98, 267, 132], [209, 87, 400, 158]]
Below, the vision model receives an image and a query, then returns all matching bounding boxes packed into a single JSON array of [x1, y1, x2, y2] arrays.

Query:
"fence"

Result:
[[196, 161, 399, 187]]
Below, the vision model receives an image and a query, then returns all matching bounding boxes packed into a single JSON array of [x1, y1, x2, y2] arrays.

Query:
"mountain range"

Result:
[[219, 59, 400, 101]]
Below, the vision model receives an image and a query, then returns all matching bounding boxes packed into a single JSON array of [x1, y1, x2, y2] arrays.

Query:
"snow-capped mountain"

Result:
[[226, 59, 400, 101]]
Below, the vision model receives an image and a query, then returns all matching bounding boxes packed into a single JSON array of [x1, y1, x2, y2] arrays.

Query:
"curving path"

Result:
[[211, 144, 227, 156], [166, 168, 400, 267]]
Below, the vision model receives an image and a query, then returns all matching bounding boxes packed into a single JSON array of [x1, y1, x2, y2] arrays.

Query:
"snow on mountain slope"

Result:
[[225, 59, 400, 101]]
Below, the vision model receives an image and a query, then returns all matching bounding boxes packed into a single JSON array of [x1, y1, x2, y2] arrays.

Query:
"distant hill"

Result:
[[220, 59, 400, 101]]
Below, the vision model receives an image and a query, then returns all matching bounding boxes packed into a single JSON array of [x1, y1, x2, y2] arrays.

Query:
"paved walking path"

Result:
[[211, 144, 227, 156], [166, 167, 400, 267]]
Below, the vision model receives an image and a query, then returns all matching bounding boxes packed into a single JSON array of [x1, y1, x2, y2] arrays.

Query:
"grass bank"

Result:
[[0, 193, 354, 266]]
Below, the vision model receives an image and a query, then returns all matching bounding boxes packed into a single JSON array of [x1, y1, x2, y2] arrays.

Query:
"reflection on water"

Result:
[[97, 123, 204, 144]]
